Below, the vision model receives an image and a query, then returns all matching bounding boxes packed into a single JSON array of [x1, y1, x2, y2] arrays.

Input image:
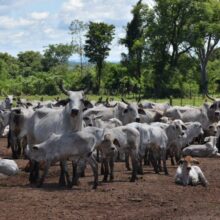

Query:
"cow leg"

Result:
[[29, 161, 39, 184], [87, 155, 98, 189], [16, 139, 21, 158], [102, 158, 109, 182], [71, 162, 80, 186], [100, 159, 105, 175], [59, 161, 67, 186], [62, 161, 71, 187], [162, 149, 169, 175], [96, 149, 100, 162], [137, 157, 144, 175], [109, 156, 114, 181], [125, 152, 131, 171], [149, 149, 159, 174], [144, 149, 150, 166], [7, 129, 11, 149], [158, 158, 162, 172], [170, 156, 175, 166], [11, 139, 18, 159], [37, 161, 50, 188], [130, 151, 138, 182], [78, 159, 86, 177]]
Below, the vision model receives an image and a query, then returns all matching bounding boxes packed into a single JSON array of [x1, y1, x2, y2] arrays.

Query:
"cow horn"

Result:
[[206, 93, 216, 102], [58, 80, 69, 96], [105, 103, 117, 108], [121, 98, 129, 105]]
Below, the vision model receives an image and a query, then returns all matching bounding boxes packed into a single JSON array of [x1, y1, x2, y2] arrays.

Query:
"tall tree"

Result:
[[17, 51, 43, 77], [69, 20, 88, 75], [42, 44, 75, 71], [144, 0, 204, 97], [0, 52, 19, 78], [84, 22, 115, 93], [120, 0, 147, 80], [191, 0, 220, 94]]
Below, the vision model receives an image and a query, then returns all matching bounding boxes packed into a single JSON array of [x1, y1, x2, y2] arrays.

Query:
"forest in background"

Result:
[[0, 0, 220, 99]]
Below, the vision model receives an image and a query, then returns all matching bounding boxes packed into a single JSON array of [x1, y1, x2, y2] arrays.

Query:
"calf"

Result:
[[175, 156, 208, 187], [25, 131, 98, 189], [99, 126, 140, 182]]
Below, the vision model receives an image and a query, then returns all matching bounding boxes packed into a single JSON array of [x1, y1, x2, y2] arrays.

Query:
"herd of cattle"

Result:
[[0, 83, 220, 189]]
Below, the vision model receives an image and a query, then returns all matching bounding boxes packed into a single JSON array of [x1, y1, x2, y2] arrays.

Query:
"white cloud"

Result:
[[30, 12, 49, 20], [62, 0, 84, 11], [0, 0, 155, 61], [0, 16, 34, 29]]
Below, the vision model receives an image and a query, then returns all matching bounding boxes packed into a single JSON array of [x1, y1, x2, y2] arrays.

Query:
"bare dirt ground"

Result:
[[1, 138, 220, 220]]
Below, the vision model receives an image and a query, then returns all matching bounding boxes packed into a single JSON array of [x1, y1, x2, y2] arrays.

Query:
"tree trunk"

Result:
[[96, 62, 103, 94], [200, 63, 208, 95]]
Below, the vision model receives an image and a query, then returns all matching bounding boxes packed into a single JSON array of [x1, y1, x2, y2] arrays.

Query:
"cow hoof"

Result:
[[102, 177, 108, 182], [36, 182, 43, 188], [130, 177, 136, 182], [59, 181, 66, 187], [92, 184, 98, 189], [80, 171, 85, 177], [110, 176, 114, 182]]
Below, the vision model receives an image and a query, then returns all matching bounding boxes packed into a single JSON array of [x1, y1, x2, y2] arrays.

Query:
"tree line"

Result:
[[0, 0, 220, 98]]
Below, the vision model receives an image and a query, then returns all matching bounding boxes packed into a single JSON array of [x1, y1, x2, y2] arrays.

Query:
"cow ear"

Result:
[[192, 159, 199, 164], [138, 108, 146, 115], [33, 145, 39, 150], [178, 159, 184, 164], [182, 125, 187, 130], [210, 103, 216, 109], [113, 139, 120, 147], [124, 109, 128, 113]]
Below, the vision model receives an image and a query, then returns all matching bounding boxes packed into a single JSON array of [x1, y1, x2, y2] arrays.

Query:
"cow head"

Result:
[[120, 98, 146, 124], [58, 81, 87, 119], [99, 133, 117, 157], [25, 144, 45, 162], [206, 94, 220, 121], [179, 156, 199, 171]]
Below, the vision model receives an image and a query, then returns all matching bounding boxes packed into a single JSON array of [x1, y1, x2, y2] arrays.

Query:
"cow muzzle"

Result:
[[71, 109, 79, 117], [186, 166, 191, 171], [215, 111, 220, 117], [136, 118, 140, 122]]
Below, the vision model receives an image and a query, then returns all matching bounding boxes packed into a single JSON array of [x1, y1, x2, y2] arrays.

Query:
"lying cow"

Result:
[[182, 136, 220, 157], [168, 122, 204, 165], [25, 131, 98, 189], [175, 156, 208, 187], [0, 158, 19, 176]]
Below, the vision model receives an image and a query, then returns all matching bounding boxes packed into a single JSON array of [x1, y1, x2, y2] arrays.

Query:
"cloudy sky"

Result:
[[0, 0, 154, 62]]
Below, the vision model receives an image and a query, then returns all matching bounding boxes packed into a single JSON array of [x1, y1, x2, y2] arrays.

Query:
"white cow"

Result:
[[10, 82, 86, 185], [83, 99, 145, 125], [25, 131, 98, 189], [168, 122, 204, 164], [0, 158, 19, 176], [99, 126, 140, 182], [175, 156, 208, 187], [182, 136, 220, 157]]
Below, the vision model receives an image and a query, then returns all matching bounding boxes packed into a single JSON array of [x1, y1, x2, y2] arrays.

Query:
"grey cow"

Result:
[[25, 131, 98, 189]]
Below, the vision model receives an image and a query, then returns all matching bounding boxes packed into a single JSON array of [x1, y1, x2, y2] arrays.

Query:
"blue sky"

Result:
[[0, 0, 154, 62]]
